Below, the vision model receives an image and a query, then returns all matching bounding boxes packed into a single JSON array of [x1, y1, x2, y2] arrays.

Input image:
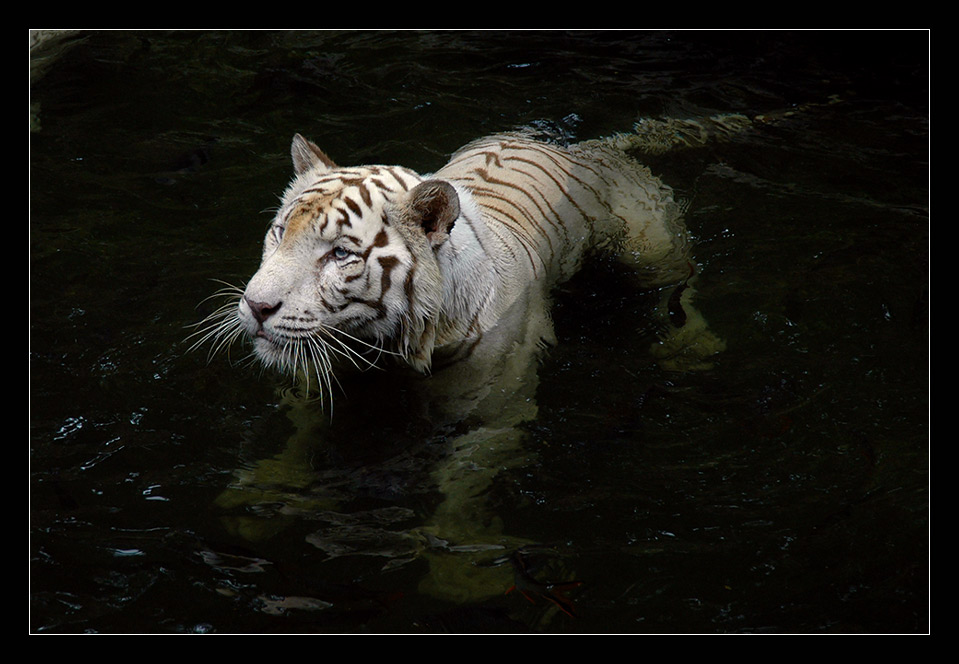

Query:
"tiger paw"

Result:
[[649, 321, 726, 372]]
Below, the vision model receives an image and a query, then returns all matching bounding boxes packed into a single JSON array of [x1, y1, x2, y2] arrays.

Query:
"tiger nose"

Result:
[[245, 296, 282, 324]]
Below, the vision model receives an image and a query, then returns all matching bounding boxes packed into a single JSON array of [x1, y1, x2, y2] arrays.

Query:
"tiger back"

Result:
[[435, 133, 691, 285]]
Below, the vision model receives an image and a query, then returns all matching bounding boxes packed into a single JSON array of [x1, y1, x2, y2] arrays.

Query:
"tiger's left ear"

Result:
[[405, 180, 460, 249], [291, 133, 337, 176]]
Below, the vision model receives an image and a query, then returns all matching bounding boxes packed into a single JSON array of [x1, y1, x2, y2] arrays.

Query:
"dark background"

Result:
[[30, 30, 928, 633]]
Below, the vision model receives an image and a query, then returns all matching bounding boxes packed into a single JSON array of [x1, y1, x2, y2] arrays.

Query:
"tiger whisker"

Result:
[[185, 284, 247, 362], [319, 331, 384, 372], [304, 335, 338, 413], [325, 325, 403, 358]]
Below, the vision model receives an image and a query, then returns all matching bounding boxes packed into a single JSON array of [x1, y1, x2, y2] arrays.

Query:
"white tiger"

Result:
[[198, 123, 734, 602], [193, 121, 735, 408]]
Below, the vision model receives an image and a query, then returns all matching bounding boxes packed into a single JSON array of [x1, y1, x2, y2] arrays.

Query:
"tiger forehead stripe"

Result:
[[342, 195, 363, 217], [283, 176, 388, 239], [283, 191, 336, 237], [312, 166, 418, 213]]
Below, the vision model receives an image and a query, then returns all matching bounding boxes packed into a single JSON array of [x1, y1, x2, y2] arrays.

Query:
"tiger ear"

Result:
[[291, 133, 337, 175], [406, 180, 460, 249]]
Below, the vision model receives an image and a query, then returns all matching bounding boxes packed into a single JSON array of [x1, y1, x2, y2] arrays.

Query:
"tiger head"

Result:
[[229, 134, 464, 387]]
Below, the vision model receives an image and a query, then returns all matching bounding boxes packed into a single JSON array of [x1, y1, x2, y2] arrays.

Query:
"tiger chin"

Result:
[[198, 128, 725, 399]]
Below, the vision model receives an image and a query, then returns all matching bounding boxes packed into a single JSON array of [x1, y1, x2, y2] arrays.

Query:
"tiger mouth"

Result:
[[251, 327, 301, 355], [254, 328, 280, 343], [253, 324, 312, 346], [252, 332, 284, 354], [252, 334, 310, 371]]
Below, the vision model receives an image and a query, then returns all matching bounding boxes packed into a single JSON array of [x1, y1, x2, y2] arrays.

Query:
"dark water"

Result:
[[30, 30, 928, 634]]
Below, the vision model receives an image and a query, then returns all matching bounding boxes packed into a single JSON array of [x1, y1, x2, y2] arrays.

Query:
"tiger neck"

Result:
[[431, 211, 542, 352]]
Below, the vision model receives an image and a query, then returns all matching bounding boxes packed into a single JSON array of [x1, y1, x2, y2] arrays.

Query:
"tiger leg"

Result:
[[613, 205, 726, 372], [648, 268, 727, 371]]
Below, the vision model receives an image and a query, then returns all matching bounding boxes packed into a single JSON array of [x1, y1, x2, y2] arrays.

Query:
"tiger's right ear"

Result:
[[291, 133, 338, 175]]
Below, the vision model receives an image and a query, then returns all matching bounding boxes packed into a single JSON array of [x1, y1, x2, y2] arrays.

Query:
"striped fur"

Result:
[[193, 129, 700, 395]]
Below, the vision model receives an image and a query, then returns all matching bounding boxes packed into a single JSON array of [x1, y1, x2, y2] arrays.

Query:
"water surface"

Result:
[[30, 30, 928, 633]]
